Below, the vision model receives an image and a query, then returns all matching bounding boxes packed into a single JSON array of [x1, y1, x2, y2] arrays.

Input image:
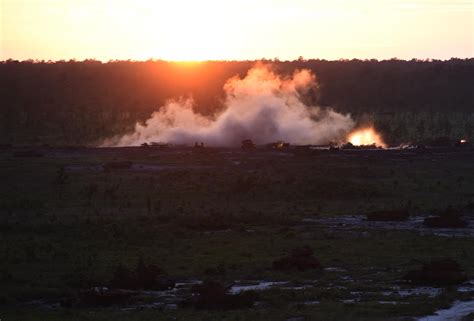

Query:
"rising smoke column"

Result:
[[102, 64, 355, 147]]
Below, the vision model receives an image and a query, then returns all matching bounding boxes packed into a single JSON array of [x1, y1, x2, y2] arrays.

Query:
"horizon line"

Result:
[[2, 57, 474, 64]]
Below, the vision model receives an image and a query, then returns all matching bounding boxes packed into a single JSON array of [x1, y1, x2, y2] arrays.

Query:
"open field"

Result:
[[1, 145, 474, 320]]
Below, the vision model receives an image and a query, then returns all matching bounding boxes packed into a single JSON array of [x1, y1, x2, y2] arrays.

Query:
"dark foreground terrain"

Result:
[[1, 145, 474, 321]]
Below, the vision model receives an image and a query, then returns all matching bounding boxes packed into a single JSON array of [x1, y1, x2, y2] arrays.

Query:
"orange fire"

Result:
[[347, 127, 386, 148]]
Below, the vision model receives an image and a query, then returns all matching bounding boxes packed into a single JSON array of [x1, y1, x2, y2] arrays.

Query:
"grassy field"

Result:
[[1, 146, 474, 320]]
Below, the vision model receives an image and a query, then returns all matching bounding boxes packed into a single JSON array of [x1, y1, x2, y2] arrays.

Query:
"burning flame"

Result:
[[460, 139, 467, 144], [347, 127, 386, 148]]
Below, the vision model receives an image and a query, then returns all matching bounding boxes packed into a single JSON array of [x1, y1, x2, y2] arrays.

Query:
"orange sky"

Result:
[[1, 0, 473, 61]]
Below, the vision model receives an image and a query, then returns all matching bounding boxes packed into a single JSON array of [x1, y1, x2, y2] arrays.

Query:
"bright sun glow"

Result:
[[348, 127, 386, 148], [2, 0, 473, 61]]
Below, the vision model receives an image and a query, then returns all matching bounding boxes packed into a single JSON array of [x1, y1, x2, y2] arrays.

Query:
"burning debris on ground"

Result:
[[266, 141, 290, 150], [341, 142, 381, 150], [455, 139, 471, 148]]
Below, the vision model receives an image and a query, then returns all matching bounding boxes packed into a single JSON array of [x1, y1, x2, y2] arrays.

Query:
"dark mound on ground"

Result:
[[272, 246, 322, 271], [423, 209, 468, 228], [424, 215, 468, 228], [366, 210, 410, 221], [110, 258, 174, 291], [402, 258, 467, 286], [188, 280, 258, 310]]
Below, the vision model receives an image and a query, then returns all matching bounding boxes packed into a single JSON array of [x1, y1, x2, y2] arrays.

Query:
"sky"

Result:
[[1, 0, 473, 61]]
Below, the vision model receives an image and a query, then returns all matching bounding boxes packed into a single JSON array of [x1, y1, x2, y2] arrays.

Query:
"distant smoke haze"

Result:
[[102, 64, 355, 147]]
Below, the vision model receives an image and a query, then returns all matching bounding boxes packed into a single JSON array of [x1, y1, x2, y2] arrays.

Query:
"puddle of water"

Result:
[[383, 286, 442, 298], [229, 281, 287, 294], [26, 278, 474, 314], [378, 301, 409, 305], [281, 285, 314, 291], [303, 215, 474, 237], [458, 280, 474, 293], [324, 267, 347, 272], [417, 300, 474, 321]]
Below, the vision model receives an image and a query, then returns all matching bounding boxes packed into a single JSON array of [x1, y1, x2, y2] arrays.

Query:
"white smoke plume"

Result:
[[102, 64, 355, 147]]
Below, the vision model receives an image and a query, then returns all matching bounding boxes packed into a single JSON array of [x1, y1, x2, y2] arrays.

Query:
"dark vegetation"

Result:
[[423, 208, 469, 228], [1, 58, 473, 145], [110, 258, 174, 291], [272, 246, 322, 272], [1, 146, 474, 320], [402, 259, 467, 286]]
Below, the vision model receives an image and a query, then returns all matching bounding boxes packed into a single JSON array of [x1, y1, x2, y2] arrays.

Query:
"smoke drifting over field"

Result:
[[103, 64, 355, 147]]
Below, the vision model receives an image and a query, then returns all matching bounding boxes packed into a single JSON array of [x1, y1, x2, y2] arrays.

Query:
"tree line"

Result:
[[1, 58, 473, 145]]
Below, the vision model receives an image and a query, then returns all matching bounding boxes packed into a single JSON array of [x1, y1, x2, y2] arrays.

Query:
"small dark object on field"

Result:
[[188, 280, 258, 310], [366, 210, 410, 221], [423, 209, 468, 228], [103, 161, 133, 172], [241, 139, 256, 150], [402, 258, 467, 286], [272, 245, 322, 271], [13, 150, 43, 157], [110, 258, 174, 290], [150, 142, 170, 149], [193, 142, 206, 153]]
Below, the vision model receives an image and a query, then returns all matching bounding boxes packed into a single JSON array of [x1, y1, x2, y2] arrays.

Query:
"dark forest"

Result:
[[1, 58, 473, 145]]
